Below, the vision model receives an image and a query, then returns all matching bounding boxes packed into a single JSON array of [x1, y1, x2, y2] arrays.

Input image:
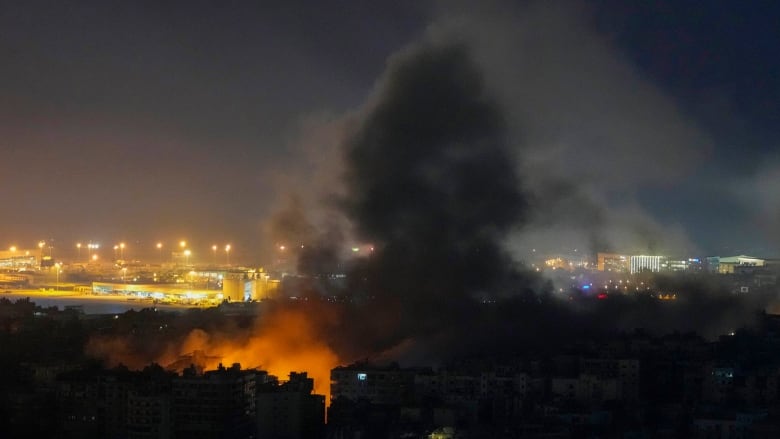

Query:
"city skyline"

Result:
[[3, 3, 780, 436]]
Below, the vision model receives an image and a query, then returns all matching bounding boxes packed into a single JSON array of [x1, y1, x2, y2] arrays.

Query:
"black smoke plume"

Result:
[[265, 195, 344, 277], [327, 38, 779, 363], [329, 41, 551, 361]]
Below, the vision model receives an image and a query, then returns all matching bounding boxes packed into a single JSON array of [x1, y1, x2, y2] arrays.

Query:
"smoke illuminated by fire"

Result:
[[176, 309, 338, 401], [87, 307, 340, 403]]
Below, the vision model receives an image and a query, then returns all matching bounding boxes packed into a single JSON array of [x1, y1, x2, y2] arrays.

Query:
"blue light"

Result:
[[582, 285, 590, 290]]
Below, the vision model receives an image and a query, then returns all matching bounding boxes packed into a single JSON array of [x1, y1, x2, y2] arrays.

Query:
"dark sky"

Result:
[[1, 0, 779, 262]]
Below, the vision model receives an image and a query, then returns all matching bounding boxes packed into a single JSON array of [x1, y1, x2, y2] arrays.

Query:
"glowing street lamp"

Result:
[[156, 242, 163, 264], [212, 245, 217, 264], [180, 240, 187, 249], [87, 242, 99, 259], [119, 242, 125, 260], [184, 249, 191, 266], [76, 243, 82, 260], [92, 254, 98, 262], [113, 245, 119, 260], [225, 244, 231, 265]]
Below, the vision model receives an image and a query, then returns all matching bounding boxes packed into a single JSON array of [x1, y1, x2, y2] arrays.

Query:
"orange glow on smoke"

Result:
[[87, 307, 340, 404], [174, 309, 339, 402]]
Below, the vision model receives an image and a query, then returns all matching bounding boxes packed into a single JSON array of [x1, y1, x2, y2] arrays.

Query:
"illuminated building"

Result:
[[710, 255, 765, 274], [629, 255, 666, 274], [664, 258, 702, 272], [91, 282, 220, 305], [597, 253, 629, 272], [545, 257, 568, 270], [222, 270, 279, 301], [0, 248, 39, 269]]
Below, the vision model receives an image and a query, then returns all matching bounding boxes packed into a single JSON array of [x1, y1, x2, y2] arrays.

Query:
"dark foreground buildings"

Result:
[[6, 361, 324, 439], [326, 315, 780, 438], [5, 297, 780, 437]]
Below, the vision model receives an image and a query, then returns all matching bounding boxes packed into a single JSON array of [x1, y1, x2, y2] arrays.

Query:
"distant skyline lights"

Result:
[[3, 237, 236, 264]]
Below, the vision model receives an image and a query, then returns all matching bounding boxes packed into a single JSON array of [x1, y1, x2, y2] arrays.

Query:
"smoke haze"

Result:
[[85, 1, 780, 389]]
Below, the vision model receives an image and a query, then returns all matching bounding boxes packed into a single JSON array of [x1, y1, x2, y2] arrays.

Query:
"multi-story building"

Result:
[[256, 372, 325, 439], [629, 255, 666, 274], [126, 391, 171, 439], [597, 253, 629, 272], [172, 363, 256, 439], [330, 362, 415, 405], [715, 255, 765, 274]]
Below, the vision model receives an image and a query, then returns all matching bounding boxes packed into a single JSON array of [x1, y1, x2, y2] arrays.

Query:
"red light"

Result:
[[597, 293, 607, 300]]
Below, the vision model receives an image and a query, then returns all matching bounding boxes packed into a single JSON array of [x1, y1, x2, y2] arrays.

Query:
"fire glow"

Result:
[[87, 307, 340, 404], [174, 309, 339, 402]]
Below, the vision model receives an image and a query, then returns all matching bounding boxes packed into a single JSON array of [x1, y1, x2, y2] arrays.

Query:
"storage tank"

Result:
[[222, 278, 242, 301]]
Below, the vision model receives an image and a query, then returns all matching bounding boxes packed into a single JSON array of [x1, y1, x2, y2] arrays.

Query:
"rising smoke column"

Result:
[[337, 41, 540, 359]]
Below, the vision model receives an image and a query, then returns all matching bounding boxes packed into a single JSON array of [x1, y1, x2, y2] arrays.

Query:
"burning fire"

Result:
[[87, 307, 340, 404], [175, 308, 339, 402]]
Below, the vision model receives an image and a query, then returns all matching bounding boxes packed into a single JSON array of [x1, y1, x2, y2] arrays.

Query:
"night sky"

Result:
[[1, 0, 779, 263]]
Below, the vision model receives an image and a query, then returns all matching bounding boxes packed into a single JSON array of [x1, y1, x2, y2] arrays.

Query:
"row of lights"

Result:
[[7, 240, 233, 264]]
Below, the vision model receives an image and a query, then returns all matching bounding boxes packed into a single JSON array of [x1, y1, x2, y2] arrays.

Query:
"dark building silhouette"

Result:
[[256, 372, 325, 439]]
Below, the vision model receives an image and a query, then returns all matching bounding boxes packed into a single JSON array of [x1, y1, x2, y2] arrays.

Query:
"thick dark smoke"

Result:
[[265, 195, 344, 276], [325, 37, 780, 363], [325, 41, 554, 361], [343, 42, 526, 298]]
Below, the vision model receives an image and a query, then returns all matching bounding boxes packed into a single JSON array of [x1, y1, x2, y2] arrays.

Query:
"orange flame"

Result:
[[86, 307, 341, 404], [175, 308, 339, 402]]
